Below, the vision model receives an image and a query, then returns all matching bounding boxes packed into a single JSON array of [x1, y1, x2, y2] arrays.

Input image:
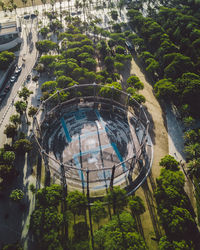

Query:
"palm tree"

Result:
[[67, 0, 70, 12], [21, 0, 28, 10], [14, 100, 28, 126], [50, 0, 55, 14], [185, 143, 200, 159], [18, 86, 33, 103], [10, 114, 21, 127], [59, 0, 62, 21], [0, 1, 7, 16], [75, 0, 79, 11], [82, 0, 86, 22], [4, 124, 18, 143], [187, 158, 200, 179], [88, 0, 93, 11], [41, 0, 47, 13], [14, 100, 27, 115]]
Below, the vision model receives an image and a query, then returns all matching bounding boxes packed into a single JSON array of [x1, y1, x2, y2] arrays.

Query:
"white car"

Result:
[[10, 75, 16, 83], [15, 65, 22, 75]]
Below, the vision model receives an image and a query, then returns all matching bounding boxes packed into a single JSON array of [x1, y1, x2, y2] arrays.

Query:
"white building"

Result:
[[0, 18, 22, 51]]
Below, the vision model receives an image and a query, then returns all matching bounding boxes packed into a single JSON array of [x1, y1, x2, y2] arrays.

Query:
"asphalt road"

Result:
[[0, 17, 39, 147]]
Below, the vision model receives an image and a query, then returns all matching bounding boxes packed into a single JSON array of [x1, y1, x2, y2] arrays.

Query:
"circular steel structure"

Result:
[[33, 84, 153, 198]]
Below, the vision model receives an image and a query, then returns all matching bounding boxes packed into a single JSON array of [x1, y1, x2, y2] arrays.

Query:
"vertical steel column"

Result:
[[61, 163, 68, 245], [33, 115, 42, 139], [75, 84, 78, 109], [86, 169, 94, 250], [57, 90, 61, 104], [128, 155, 136, 182], [110, 165, 116, 189], [93, 82, 96, 108], [126, 94, 130, 109], [135, 104, 143, 129], [41, 150, 50, 186]]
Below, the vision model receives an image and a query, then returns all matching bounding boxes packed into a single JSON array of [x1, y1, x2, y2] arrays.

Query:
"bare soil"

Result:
[[126, 57, 169, 249]]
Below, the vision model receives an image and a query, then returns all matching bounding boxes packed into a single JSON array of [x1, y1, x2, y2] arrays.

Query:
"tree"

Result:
[[160, 206, 197, 241], [49, 20, 63, 33], [56, 76, 73, 88], [159, 236, 193, 250], [128, 196, 145, 217], [127, 75, 144, 90], [66, 190, 87, 223], [0, 51, 15, 70], [30, 206, 63, 247], [41, 81, 57, 93], [36, 40, 57, 55], [187, 158, 200, 178], [184, 143, 200, 160], [104, 186, 127, 215], [21, 0, 27, 8], [36, 184, 62, 207], [94, 211, 146, 250], [4, 124, 17, 140], [0, 164, 15, 181], [81, 57, 97, 71], [104, 56, 115, 72], [163, 53, 194, 79], [110, 10, 118, 21], [154, 79, 178, 101], [10, 189, 24, 201], [99, 82, 122, 100], [115, 45, 126, 54], [40, 27, 49, 38], [156, 168, 185, 193], [14, 101, 27, 116], [18, 87, 33, 102], [13, 139, 32, 154], [28, 106, 38, 117], [183, 116, 195, 129], [2, 243, 23, 250], [91, 200, 107, 229], [159, 155, 179, 171], [2, 151, 15, 165], [10, 114, 21, 126], [126, 87, 146, 104]]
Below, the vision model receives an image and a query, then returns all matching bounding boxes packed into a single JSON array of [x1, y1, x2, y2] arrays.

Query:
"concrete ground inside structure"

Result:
[[42, 106, 150, 193]]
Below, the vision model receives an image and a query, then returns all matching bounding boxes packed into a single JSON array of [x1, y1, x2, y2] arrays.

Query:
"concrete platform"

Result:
[[42, 105, 150, 195]]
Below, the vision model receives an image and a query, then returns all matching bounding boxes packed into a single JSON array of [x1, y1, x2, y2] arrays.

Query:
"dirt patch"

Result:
[[126, 57, 169, 249], [128, 58, 168, 179]]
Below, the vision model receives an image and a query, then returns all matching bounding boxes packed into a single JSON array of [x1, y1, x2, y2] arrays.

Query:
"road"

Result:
[[0, 17, 39, 147]]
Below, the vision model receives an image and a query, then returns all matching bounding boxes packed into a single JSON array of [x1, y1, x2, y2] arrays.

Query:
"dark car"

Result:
[[24, 15, 30, 19], [4, 85, 11, 93], [31, 13, 37, 18], [0, 93, 6, 104], [27, 74, 31, 81]]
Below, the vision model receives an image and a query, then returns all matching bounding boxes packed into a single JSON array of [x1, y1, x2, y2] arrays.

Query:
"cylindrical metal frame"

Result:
[[33, 84, 153, 199]]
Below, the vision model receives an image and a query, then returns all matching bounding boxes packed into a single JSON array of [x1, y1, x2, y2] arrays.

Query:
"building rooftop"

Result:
[[0, 21, 17, 36]]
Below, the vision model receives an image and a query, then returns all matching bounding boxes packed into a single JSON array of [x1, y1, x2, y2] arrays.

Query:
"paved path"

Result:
[[165, 103, 186, 162]]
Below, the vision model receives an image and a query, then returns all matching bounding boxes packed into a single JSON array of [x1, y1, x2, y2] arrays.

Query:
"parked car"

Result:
[[31, 13, 37, 18], [15, 65, 22, 75], [0, 93, 6, 104], [10, 75, 16, 83], [4, 85, 11, 93], [27, 74, 31, 81], [24, 15, 30, 19]]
